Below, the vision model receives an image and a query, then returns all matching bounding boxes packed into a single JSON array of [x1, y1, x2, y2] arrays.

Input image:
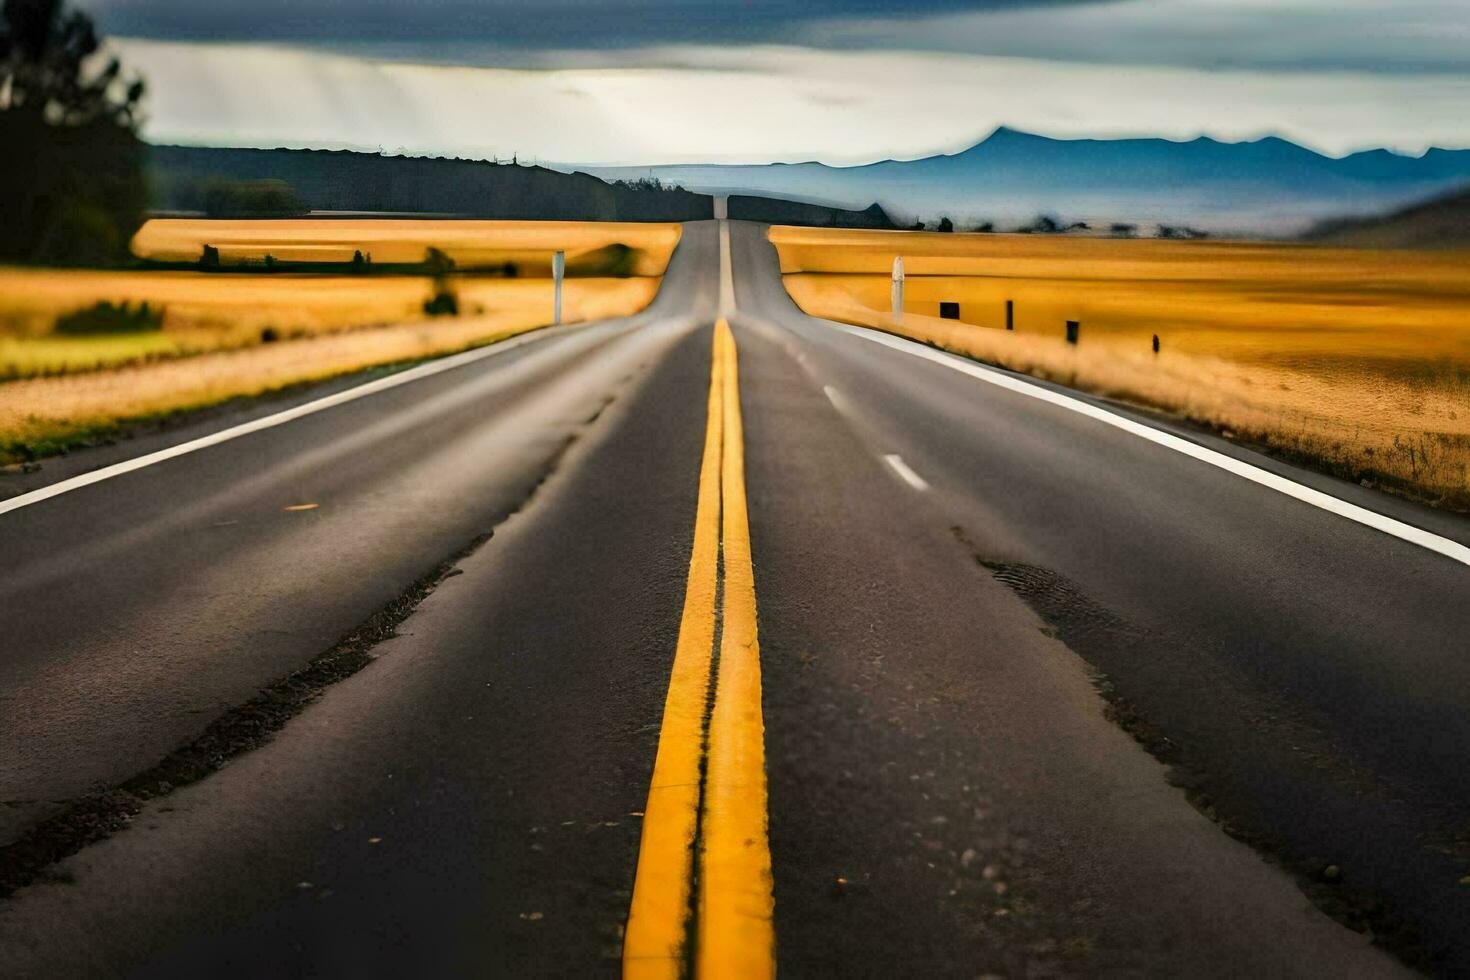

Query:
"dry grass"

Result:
[[0, 221, 680, 380], [0, 268, 656, 377], [0, 277, 658, 461], [0, 219, 677, 460], [772, 226, 1470, 508], [131, 218, 682, 275]]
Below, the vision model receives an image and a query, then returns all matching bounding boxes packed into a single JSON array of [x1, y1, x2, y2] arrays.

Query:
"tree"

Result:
[[423, 247, 455, 278], [1019, 214, 1061, 234], [936, 216, 955, 233], [1, 0, 148, 264], [1110, 223, 1138, 238], [199, 178, 305, 218], [973, 221, 995, 233]]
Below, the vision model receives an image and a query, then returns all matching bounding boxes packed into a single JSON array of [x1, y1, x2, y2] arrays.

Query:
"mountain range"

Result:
[[576, 128, 1470, 236]]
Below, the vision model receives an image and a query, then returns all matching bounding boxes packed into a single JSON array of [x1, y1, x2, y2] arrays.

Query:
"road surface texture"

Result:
[[0, 219, 1465, 977]]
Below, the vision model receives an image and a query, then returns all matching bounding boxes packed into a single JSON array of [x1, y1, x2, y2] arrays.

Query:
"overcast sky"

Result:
[[86, 0, 1470, 165]]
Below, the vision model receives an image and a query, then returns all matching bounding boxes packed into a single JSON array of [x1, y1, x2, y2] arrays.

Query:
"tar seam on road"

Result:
[[0, 325, 574, 517], [833, 322, 1470, 569], [625, 321, 775, 980], [0, 528, 494, 899], [719, 221, 735, 318], [0, 374, 634, 899], [624, 322, 725, 976]]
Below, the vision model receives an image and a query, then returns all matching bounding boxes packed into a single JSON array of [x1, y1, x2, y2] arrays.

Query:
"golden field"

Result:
[[0, 268, 657, 377], [131, 218, 682, 276], [0, 276, 658, 461], [772, 226, 1470, 507], [0, 219, 676, 460]]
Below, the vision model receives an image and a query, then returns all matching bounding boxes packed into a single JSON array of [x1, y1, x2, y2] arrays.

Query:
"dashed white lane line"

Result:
[[836, 322, 1470, 569], [883, 454, 931, 492]]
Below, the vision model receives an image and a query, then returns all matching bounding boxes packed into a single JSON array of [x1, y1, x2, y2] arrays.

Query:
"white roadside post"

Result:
[[552, 250, 565, 326], [891, 255, 905, 325]]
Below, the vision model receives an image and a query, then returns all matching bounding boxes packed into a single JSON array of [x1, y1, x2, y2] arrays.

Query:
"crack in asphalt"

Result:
[[682, 540, 726, 976], [0, 395, 621, 902], [947, 524, 1434, 974]]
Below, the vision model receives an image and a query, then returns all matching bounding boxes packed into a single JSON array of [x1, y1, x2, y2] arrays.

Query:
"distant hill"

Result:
[[146, 145, 714, 222], [577, 128, 1470, 236], [727, 196, 894, 230], [1305, 183, 1470, 249], [143, 145, 898, 230]]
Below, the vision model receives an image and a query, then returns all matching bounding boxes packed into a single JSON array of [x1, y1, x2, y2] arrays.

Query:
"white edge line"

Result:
[[834, 322, 1470, 569], [883, 453, 930, 492], [0, 326, 567, 517]]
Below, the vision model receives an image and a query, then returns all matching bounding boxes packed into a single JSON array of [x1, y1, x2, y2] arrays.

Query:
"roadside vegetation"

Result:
[[0, 265, 663, 378], [773, 225, 1470, 509], [0, 220, 677, 377], [908, 214, 1207, 238], [0, 274, 660, 462], [0, 219, 675, 461], [53, 299, 163, 335]]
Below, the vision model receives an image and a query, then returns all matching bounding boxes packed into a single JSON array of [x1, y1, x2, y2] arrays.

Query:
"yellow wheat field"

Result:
[[0, 268, 657, 376], [0, 276, 658, 459], [772, 226, 1470, 507], [0, 220, 678, 459], [131, 218, 682, 276]]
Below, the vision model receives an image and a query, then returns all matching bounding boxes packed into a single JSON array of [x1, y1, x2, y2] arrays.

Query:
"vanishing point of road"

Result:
[[1, 221, 1467, 977]]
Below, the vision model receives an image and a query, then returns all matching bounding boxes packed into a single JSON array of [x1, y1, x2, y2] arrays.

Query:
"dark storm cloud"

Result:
[[83, 0, 1105, 49]]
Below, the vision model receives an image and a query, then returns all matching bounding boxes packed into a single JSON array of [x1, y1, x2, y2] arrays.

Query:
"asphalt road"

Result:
[[0, 219, 1465, 977]]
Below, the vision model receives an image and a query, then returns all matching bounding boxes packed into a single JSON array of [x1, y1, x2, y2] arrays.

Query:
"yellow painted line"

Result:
[[624, 326, 727, 978], [697, 320, 775, 978], [624, 320, 776, 979]]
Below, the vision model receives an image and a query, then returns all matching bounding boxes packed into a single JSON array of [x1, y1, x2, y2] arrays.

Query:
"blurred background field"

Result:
[[130, 218, 681, 275], [0, 219, 674, 460], [0, 290, 649, 462], [0, 268, 657, 377], [772, 226, 1470, 508], [0, 219, 678, 379]]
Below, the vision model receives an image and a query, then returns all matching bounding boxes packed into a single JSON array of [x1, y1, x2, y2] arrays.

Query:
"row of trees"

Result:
[[1, 0, 148, 264], [909, 214, 1210, 238]]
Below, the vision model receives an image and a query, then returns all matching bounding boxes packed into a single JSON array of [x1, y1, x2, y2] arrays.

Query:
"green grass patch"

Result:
[[0, 333, 184, 380], [54, 300, 164, 335]]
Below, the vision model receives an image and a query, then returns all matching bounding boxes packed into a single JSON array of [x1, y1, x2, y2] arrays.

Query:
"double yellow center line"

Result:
[[624, 320, 775, 979]]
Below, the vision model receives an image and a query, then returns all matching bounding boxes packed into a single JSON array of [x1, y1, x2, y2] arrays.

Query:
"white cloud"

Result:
[[117, 38, 1470, 166]]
